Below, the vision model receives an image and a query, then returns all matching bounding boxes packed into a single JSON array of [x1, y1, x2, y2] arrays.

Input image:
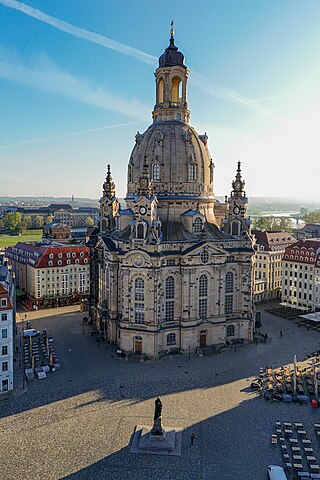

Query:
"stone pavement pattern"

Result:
[[1, 307, 320, 479]]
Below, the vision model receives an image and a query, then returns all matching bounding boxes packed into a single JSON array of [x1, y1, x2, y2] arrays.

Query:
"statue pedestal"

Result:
[[130, 425, 182, 456]]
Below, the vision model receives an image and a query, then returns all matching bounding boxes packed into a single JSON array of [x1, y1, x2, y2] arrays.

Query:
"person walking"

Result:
[[280, 330, 283, 338], [190, 432, 195, 446]]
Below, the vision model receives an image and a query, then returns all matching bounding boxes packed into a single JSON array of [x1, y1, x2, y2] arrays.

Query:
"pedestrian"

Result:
[[190, 432, 195, 446], [280, 330, 283, 338]]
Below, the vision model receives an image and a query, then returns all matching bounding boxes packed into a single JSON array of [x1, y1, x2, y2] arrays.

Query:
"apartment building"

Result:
[[281, 239, 320, 311], [0, 254, 14, 394], [6, 242, 90, 309], [253, 230, 295, 302]]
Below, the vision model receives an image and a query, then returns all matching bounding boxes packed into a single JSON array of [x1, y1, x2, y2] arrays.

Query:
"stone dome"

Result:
[[127, 121, 214, 199]]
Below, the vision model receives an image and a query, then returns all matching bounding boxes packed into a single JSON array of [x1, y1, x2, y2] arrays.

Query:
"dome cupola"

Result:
[[159, 22, 185, 68]]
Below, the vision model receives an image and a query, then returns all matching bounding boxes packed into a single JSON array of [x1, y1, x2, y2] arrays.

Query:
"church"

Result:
[[88, 28, 255, 359]]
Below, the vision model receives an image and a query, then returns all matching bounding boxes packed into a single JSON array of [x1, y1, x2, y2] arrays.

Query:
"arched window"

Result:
[[152, 163, 160, 181], [101, 219, 107, 232], [188, 163, 195, 181], [167, 333, 176, 346], [194, 217, 203, 234], [226, 324, 235, 337], [199, 274, 208, 319], [165, 276, 175, 321], [225, 272, 234, 293], [134, 277, 144, 323], [231, 221, 240, 236], [158, 78, 164, 103], [137, 223, 144, 239], [225, 272, 234, 314], [171, 76, 182, 103], [128, 165, 132, 183]]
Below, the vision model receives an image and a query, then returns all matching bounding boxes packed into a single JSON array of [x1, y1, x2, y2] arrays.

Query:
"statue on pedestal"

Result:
[[151, 396, 164, 436]]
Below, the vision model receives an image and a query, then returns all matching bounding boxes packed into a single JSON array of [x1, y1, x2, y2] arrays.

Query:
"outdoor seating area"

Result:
[[272, 422, 320, 479], [252, 359, 320, 404], [24, 330, 60, 381]]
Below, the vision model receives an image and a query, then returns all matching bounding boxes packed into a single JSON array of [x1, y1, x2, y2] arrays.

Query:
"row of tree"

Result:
[[1, 212, 95, 233]]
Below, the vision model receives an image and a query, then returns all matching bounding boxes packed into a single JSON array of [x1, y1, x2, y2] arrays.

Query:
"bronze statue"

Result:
[[154, 397, 163, 420]]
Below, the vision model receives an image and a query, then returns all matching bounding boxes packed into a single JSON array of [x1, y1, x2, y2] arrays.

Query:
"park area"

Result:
[[2, 306, 320, 479], [0, 229, 42, 248]]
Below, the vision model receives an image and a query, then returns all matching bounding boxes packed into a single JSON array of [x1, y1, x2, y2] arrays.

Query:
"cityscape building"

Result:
[[0, 253, 14, 394], [88, 31, 255, 359], [6, 242, 90, 309], [3, 203, 98, 228], [281, 239, 320, 312], [253, 230, 295, 302]]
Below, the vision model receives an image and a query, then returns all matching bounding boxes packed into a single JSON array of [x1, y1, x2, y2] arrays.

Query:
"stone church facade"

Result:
[[88, 30, 255, 359]]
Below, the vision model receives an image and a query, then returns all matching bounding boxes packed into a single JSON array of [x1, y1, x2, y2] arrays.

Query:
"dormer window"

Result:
[[152, 163, 160, 181], [49, 253, 53, 259], [58, 253, 62, 259], [194, 217, 203, 234]]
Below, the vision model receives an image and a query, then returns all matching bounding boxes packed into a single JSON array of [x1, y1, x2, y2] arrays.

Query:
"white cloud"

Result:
[[0, 49, 150, 120]]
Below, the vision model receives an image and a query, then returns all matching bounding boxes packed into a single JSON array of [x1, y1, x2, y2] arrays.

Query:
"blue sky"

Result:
[[0, 0, 320, 200]]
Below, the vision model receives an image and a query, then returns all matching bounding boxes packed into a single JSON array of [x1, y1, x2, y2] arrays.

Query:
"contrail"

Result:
[[0, 0, 291, 124], [0, 0, 158, 66], [0, 121, 144, 150]]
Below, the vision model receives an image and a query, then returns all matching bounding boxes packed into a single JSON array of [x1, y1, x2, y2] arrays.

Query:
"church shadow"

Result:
[[59, 391, 312, 480], [1, 310, 318, 421]]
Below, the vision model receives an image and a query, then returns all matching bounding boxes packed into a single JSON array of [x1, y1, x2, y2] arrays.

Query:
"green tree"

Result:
[[34, 215, 44, 228], [303, 211, 320, 224], [85, 216, 95, 226], [20, 215, 32, 231], [252, 216, 292, 232], [45, 215, 53, 225], [300, 207, 308, 217], [3, 212, 22, 231]]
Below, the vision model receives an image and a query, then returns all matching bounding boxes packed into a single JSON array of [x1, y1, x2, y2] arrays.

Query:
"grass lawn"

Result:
[[0, 230, 42, 248]]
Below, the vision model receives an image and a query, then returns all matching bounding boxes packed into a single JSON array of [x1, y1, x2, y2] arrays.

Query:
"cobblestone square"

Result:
[[2, 306, 320, 480]]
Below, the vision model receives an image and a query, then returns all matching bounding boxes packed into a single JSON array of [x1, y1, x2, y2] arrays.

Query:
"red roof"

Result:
[[6, 242, 90, 269], [253, 230, 295, 250], [0, 283, 12, 310], [284, 239, 320, 265]]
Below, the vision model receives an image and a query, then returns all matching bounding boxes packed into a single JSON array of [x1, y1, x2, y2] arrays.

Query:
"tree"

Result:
[[3, 212, 22, 231], [85, 216, 95, 226], [21, 215, 32, 230], [34, 216, 44, 228], [45, 215, 53, 225], [252, 216, 292, 232], [303, 211, 320, 224]]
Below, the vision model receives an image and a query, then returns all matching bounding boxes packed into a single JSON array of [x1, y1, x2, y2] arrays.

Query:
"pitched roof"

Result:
[[253, 230, 295, 250]]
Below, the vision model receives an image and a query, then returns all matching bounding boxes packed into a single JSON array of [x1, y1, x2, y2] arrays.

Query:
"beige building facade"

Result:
[[253, 231, 295, 302], [89, 31, 255, 359]]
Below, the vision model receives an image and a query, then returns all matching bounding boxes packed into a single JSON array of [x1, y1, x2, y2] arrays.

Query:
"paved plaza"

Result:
[[2, 306, 320, 480]]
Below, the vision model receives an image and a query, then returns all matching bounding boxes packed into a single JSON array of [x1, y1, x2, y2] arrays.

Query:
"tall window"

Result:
[[135, 277, 144, 323], [188, 163, 195, 181], [165, 276, 175, 321], [137, 223, 144, 239], [199, 274, 208, 319], [194, 217, 203, 234], [158, 78, 164, 103], [225, 272, 234, 314], [152, 163, 160, 181], [172, 76, 182, 102]]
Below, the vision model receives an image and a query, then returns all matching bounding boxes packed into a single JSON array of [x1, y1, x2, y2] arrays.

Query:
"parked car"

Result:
[[268, 465, 288, 480], [23, 329, 40, 338]]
